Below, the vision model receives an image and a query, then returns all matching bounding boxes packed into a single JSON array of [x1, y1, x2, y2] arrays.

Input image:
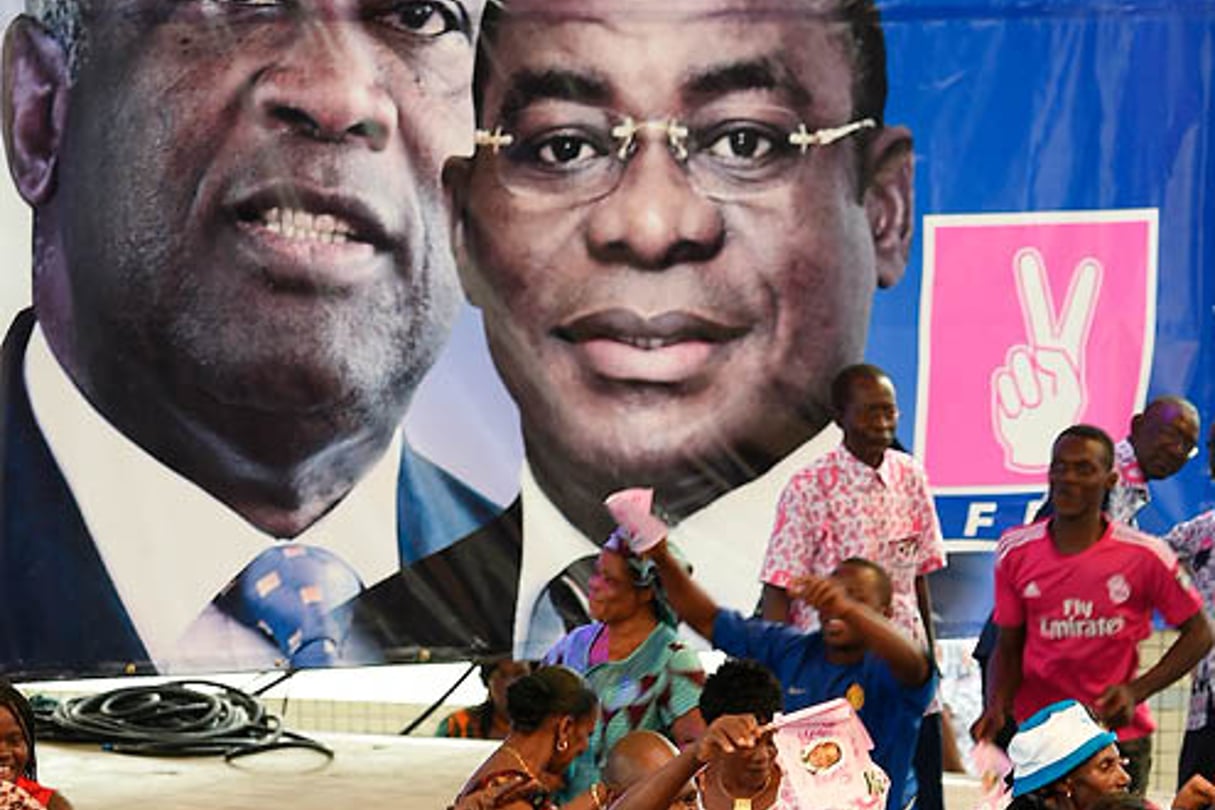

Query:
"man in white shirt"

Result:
[[354, 0, 918, 660], [0, 0, 493, 675]]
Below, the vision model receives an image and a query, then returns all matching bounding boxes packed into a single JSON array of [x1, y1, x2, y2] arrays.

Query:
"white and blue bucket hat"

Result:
[[1009, 699, 1118, 798]]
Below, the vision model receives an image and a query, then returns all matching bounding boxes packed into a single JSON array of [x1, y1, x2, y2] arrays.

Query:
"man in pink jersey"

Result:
[[972, 424, 1212, 795]]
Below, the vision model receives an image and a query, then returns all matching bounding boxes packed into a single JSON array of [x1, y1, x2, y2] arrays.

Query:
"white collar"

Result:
[[24, 325, 401, 664], [835, 443, 895, 484], [513, 424, 843, 658]]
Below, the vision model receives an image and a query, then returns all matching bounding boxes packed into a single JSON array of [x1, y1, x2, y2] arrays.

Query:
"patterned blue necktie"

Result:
[[216, 543, 364, 668]]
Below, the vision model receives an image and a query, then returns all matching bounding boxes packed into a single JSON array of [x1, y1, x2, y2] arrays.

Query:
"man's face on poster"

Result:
[[449, 0, 912, 492], [19, 0, 482, 431]]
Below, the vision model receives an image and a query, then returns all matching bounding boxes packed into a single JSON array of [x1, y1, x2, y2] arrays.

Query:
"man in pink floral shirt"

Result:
[[759, 363, 947, 809], [759, 365, 945, 654]]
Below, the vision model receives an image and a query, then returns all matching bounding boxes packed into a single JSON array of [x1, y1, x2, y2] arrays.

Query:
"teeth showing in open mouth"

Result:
[[260, 207, 356, 245], [621, 336, 679, 350]]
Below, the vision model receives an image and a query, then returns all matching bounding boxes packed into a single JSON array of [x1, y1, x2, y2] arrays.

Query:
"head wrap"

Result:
[[602, 530, 688, 628]]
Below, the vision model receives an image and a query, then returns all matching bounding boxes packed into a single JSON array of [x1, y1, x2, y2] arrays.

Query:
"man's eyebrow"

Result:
[[681, 59, 813, 108], [497, 69, 614, 123]]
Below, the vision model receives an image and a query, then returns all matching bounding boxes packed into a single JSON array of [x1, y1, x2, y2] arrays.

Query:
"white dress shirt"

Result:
[[25, 326, 401, 671], [513, 424, 843, 659]]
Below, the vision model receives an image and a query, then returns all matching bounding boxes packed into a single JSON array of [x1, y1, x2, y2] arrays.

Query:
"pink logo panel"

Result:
[[915, 211, 1157, 490]]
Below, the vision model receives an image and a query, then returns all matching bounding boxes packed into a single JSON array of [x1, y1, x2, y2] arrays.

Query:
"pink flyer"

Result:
[[770, 699, 889, 810]]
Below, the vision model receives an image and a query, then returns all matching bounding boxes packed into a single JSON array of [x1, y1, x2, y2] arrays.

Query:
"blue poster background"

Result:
[[870, 0, 1215, 635]]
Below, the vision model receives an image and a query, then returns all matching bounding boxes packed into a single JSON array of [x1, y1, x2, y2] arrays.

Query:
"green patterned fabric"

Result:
[[544, 621, 705, 798]]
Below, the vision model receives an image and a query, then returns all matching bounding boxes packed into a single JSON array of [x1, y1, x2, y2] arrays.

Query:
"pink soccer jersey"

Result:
[[993, 519, 1203, 740]]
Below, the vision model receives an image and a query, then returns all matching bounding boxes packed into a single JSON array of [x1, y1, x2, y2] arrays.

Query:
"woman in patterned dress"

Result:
[[544, 532, 706, 799], [452, 666, 601, 810]]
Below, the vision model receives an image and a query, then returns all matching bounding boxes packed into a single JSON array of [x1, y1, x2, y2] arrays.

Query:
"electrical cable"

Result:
[[248, 670, 296, 697], [33, 680, 333, 762], [398, 661, 479, 736]]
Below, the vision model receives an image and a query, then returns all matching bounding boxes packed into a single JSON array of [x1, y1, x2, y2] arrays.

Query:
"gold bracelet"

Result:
[[590, 782, 607, 810]]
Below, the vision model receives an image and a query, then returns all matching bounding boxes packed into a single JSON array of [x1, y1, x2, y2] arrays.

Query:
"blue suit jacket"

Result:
[[350, 497, 522, 661], [0, 310, 500, 678]]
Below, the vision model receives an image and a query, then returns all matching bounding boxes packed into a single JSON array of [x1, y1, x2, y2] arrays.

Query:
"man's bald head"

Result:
[[1130, 395, 1201, 481], [603, 730, 679, 794], [603, 729, 702, 810], [603, 731, 700, 809], [1142, 395, 1199, 426]]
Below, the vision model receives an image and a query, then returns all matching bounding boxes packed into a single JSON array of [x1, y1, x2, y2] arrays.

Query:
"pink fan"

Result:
[[604, 488, 669, 553], [971, 741, 1012, 810]]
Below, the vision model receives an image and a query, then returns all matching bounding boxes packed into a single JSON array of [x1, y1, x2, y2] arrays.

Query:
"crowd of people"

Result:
[[435, 363, 1215, 810], [0, 0, 1208, 807], [3, 363, 1211, 810]]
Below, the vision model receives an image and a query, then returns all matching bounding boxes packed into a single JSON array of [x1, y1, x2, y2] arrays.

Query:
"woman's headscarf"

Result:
[[603, 529, 687, 628]]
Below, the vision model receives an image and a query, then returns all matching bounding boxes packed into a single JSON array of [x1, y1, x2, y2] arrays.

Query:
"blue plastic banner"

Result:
[[0, 1, 1211, 676]]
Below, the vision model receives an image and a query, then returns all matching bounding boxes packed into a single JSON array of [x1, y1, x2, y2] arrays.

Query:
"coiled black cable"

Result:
[[33, 680, 333, 762]]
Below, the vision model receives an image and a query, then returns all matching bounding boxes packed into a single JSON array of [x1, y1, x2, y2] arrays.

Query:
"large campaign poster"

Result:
[[0, 1, 1210, 678]]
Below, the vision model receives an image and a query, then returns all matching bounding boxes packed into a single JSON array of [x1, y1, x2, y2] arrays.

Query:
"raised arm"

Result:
[[607, 715, 762, 810], [1172, 774, 1215, 810], [604, 745, 702, 810], [649, 540, 719, 641], [790, 574, 929, 687], [760, 584, 791, 623]]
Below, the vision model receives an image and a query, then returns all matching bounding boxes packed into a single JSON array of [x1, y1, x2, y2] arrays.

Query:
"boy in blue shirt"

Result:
[[646, 541, 936, 810]]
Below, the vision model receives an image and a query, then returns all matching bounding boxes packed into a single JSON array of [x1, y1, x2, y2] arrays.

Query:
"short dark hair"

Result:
[[699, 659, 783, 725], [1054, 424, 1115, 471], [506, 665, 598, 732], [0, 679, 38, 780], [478, 656, 533, 687], [837, 557, 893, 608], [830, 363, 890, 417], [473, 0, 888, 127], [839, 0, 888, 124]]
